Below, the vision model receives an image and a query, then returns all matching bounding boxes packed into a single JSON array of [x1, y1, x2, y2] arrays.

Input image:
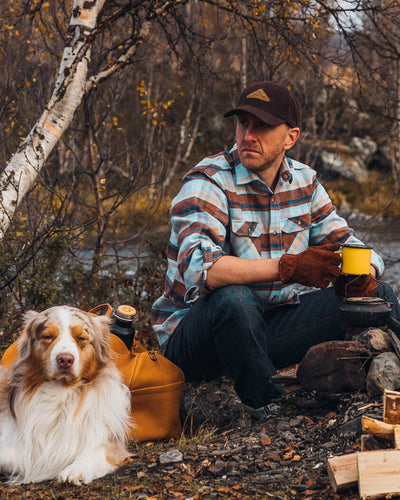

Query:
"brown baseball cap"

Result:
[[224, 81, 301, 128]]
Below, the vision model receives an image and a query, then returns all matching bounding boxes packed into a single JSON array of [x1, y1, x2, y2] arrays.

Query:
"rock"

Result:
[[352, 328, 393, 353], [159, 449, 183, 464], [338, 417, 362, 437], [297, 341, 370, 392], [213, 459, 226, 474], [366, 352, 400, 396], [318, 149, 368, 182], [348, 137, 377, 164]]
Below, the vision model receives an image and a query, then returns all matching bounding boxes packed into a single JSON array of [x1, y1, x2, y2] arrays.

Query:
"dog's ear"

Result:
[[18, 310, 41, 361], [90, 315, 112, 366]]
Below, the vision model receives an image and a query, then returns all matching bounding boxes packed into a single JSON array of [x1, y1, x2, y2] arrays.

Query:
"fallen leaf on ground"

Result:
[[260, 434, 272, 446]]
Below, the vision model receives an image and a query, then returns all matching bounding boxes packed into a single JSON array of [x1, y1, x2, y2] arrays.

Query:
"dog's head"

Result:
[[16, 306, 112, 386]]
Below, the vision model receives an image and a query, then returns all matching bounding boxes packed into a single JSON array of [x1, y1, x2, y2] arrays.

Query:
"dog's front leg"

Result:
[[0, 445, 20, 477], [58, 442, 130, 485]]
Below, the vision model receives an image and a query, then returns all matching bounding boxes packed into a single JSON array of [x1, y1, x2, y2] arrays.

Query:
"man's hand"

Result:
[[279, 243, 341, 289], [334, 273, 377, 298]]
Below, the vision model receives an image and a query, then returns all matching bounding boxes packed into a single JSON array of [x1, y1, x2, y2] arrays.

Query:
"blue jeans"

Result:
[[165, 282, 400, 411]]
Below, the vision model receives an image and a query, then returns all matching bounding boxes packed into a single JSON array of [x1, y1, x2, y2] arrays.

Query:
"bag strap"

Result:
[[88, 303, 113, 317]]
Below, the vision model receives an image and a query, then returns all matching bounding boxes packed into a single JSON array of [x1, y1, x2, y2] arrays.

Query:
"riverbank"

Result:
[[349, 217, 400, 295]]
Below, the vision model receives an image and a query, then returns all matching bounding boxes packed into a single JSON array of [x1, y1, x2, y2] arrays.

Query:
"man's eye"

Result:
[[261, 122, 272, 129]]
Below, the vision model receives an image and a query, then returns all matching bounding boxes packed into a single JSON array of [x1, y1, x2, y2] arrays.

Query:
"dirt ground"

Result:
[[0, 376, 387, 500]]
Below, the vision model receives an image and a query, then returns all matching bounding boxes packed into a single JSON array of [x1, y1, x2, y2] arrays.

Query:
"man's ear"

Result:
[[284, 127, 300, 150]]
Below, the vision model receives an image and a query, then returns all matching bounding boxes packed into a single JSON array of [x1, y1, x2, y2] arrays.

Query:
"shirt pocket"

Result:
[[281, 213, 311, 253], [230, 219, 262, 257]]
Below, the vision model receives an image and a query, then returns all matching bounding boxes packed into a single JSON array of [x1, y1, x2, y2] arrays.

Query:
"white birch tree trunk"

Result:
[[0, 0, 106, 239]]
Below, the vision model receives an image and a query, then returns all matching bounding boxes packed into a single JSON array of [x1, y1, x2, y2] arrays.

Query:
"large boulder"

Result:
[[348, 136, 377, 164], [301, 137, 379, 182], [317, 147, 368, 182], [297, 340, 371, 392]]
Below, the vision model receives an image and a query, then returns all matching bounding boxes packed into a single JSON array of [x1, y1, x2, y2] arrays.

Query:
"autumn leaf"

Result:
[[283, 450, 294, 460], [304, 489, 320, 496], [303, 415, 314, 425], [260, 434, 272, 446]]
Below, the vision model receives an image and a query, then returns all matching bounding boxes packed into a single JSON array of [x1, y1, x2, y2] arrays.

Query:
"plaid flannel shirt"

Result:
[[151, 146, 384, 351]]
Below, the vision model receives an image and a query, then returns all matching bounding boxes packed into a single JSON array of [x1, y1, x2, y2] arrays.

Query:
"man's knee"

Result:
[[376, 281, 398, 302], [210, 285, 262, 317]]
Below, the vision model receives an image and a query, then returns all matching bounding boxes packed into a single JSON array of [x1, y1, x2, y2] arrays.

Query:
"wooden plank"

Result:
[[327, 453, 358, 493], [270, 366, 298, 385], [358, 450, 400, 499], [394, 426, 400, 449], [384, 389, 400, 424]]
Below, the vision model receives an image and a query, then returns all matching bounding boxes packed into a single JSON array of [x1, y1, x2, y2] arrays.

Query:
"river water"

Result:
[[351, 217, 400, 295], [77, 218, 400, 295]]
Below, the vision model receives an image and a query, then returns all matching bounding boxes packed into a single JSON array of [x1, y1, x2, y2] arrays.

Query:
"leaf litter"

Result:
[[0, 376, 384, 499]]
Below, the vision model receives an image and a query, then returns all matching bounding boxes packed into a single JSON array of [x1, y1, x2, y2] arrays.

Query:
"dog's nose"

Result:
[[56, 353, 75, 368]]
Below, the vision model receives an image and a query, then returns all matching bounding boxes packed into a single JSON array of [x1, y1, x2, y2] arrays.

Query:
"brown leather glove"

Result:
[[279, 243, 341, 289], [334, 274, 377, 298]]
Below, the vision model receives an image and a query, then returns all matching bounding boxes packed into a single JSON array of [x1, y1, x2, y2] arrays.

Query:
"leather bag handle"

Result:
[[88, 303, 113, 317]]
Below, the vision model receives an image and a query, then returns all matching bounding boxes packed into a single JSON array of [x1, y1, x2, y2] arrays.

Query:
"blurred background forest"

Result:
[[0, 0, 399, 345]]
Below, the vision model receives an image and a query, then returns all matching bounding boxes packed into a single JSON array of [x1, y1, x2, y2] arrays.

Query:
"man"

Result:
[[151, 81, 400, 418]]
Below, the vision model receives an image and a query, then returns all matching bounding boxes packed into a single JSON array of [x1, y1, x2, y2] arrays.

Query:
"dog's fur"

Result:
[[0, 306, 132, 485]]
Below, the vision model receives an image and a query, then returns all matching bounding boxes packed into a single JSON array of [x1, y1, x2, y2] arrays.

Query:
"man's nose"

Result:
[[243, 124, 256, 141]]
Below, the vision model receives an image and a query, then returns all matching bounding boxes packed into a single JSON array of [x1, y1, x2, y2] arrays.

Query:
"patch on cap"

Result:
[[247, 89, 270, 103]]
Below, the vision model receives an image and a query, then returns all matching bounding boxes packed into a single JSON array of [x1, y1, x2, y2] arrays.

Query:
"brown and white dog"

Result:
[[0, 306, 132, 485]]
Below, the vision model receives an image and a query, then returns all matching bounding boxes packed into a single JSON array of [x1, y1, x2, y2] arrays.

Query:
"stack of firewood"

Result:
[[328, 389, 400, 498]]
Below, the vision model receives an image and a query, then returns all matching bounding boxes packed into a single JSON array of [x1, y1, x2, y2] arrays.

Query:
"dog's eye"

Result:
[[76, 336, 88, 342], [40, 334, 54, 342]]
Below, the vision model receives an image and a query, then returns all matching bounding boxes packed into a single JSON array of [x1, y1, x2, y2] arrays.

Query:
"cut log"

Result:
[[361, 416, 397, 438], [384, 389, 400, 424], [358, 450, 400, 499], [388, 329, 400, 359], [326, 453, 358, 493]]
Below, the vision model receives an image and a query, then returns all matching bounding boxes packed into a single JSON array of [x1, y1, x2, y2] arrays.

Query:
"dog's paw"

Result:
[[58, 449, 117, 485], [58, 463, 94, 485]]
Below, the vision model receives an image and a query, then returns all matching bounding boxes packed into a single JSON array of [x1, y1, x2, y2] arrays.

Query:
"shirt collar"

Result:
[[230, 146, 293, 186]]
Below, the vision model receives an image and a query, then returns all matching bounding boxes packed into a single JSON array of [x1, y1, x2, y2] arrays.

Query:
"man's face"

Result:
[[235, 112, 299, 176]]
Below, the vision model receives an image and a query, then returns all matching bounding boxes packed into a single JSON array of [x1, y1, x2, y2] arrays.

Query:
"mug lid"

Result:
[[342, 243, 372, 249]]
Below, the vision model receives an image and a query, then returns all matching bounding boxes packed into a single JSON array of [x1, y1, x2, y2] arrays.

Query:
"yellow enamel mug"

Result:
[[336, 243, 372, 275]]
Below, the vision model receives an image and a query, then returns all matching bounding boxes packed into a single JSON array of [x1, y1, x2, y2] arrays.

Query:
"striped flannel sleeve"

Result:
[[169, 173, 229, 301], [309, 176, 385, 277]]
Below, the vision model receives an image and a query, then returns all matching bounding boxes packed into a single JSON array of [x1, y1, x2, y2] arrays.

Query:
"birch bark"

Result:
[[0, 0, 106, 239]]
